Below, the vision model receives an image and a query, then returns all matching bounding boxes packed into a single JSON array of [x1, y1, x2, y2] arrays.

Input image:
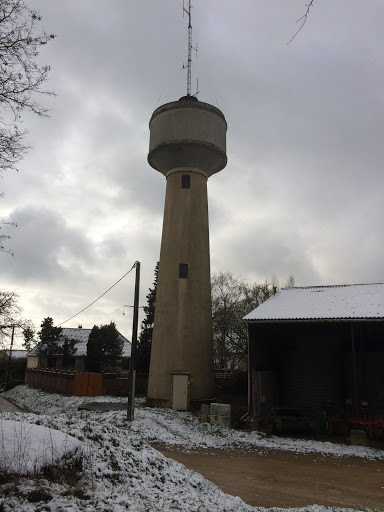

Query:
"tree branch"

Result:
[[287, 0, 315, 45]]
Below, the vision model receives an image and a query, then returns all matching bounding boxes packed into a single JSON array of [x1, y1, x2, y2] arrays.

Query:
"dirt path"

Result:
[[0, 396, 24, 413], [155, 445, 384, 510]]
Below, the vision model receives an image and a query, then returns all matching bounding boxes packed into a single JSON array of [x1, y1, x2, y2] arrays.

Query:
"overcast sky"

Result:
[[1, 0, 384, 345]]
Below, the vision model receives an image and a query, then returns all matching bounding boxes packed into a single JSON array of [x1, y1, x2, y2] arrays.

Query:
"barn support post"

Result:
[[247, 324, 258, 419], [247, 325, 252, 417], [350, 323, 359, 416]]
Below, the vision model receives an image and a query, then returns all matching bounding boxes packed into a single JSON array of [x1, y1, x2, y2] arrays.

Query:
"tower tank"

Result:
[[146, 95, 227, 409]]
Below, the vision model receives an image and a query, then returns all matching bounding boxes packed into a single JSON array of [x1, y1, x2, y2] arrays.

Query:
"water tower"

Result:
[[146, 2, 227, 409]]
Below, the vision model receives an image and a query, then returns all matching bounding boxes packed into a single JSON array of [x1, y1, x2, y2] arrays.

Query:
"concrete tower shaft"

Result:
[[147, 96, 227, 409]]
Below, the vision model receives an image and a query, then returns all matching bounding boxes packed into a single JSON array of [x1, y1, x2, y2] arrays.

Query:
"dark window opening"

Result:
[[181, 175, 190, 188], [47, 356, 57, 368], [179, 263, 189, 278]]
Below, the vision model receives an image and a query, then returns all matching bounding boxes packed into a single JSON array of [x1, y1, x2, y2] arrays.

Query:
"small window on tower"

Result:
[[181, 175, 190, 189], [179, 263, 189, 278]]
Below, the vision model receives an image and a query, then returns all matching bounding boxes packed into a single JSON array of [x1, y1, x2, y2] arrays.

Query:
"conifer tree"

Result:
[[61, 338, 77, 368], [22, 325, 35, 352], [86, 321, 122, 372], [37, 317, 63, 356], [136, 262, 158, 373]]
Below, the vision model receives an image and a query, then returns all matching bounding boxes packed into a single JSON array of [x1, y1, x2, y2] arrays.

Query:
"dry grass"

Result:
[[0, 418, 88, 506]]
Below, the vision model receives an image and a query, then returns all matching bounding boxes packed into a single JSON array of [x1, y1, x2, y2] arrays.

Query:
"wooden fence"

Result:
[[74, 373, 103, 396], [26, 368, 75, 395], [25, 369, 149, 397], [25, 369, 246, 396]]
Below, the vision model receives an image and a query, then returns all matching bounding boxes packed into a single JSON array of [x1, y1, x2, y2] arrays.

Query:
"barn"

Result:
[[244, 284, 384, 432]]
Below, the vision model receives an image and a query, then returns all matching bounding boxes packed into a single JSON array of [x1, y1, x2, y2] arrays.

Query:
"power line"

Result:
[[94, 305, 125, 323], [57, 262, 137, 327], [94, 303, 144, 323]]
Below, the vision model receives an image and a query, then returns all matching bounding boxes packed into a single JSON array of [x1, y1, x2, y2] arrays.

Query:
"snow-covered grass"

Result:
[[0, 419, 81, 473], [6, 385, 384, 460], [0, 385, 382, 512]]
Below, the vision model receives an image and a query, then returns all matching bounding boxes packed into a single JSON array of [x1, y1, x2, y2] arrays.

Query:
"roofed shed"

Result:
[[244, 284, 384, 427]]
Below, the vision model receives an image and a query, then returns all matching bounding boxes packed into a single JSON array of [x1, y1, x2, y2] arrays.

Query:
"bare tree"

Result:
[[285, 274, 296, 288], [211, 272, 244, 372], [288, 0, 315, 45], [0, 0, 55, 173], [0, 290, 34, 349], [211, 272, 275, 372], [1, 0, 55, 253], [0, 290, 21, 325], [0, 290, 21, 348], [0, 192, 16, 255]]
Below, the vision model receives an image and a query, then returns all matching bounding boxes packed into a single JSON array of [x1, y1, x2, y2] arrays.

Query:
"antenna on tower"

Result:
[[183, 0, 198, 96]]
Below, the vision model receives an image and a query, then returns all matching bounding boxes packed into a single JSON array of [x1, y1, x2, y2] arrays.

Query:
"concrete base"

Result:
[[190, 397, 216, 412], [200, 404, 209, 423], [349, 429, 368, 446], [145, 397, 170, 409]]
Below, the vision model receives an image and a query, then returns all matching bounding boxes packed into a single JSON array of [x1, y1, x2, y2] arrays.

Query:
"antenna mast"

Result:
[[183, 0, 193, 96]]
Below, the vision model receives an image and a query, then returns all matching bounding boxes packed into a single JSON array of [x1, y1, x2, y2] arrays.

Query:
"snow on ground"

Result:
[[5, 385, 384, 460], [0, 385, 382, 512], [0, 419, 81, 473], [131, 404, 384, 460]]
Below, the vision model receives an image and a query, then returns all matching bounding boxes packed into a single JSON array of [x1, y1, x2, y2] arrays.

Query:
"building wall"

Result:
[[27, 355, 39, 369], [278, 335, 343, 409], [248, 320, 384, 419]]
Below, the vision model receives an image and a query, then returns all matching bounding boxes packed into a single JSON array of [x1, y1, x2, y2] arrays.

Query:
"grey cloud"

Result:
[[211, 221, 320, 287], [4, 206, 93, 282], [2, 0, 384, 335]]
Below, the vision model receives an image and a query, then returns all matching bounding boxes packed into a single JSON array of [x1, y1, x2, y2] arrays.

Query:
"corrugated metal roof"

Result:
[[243, 283, 384, 322], [30, 328, 131, 357]]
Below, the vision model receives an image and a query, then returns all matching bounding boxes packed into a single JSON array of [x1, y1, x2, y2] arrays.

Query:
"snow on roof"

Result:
[[2, 350, 28, 358], [30, 328, 131, 357], [243, 283, 384, 322]]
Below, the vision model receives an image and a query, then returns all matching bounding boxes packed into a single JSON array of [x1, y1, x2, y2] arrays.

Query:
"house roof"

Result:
[[30, 328, 131, 357], [243, 283, 384, 322], [2, 350, 28, 359]]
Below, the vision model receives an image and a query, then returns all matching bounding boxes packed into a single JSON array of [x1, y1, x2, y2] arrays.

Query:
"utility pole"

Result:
[[127, 261, 140, 421], [4, 324, 15, 391]]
